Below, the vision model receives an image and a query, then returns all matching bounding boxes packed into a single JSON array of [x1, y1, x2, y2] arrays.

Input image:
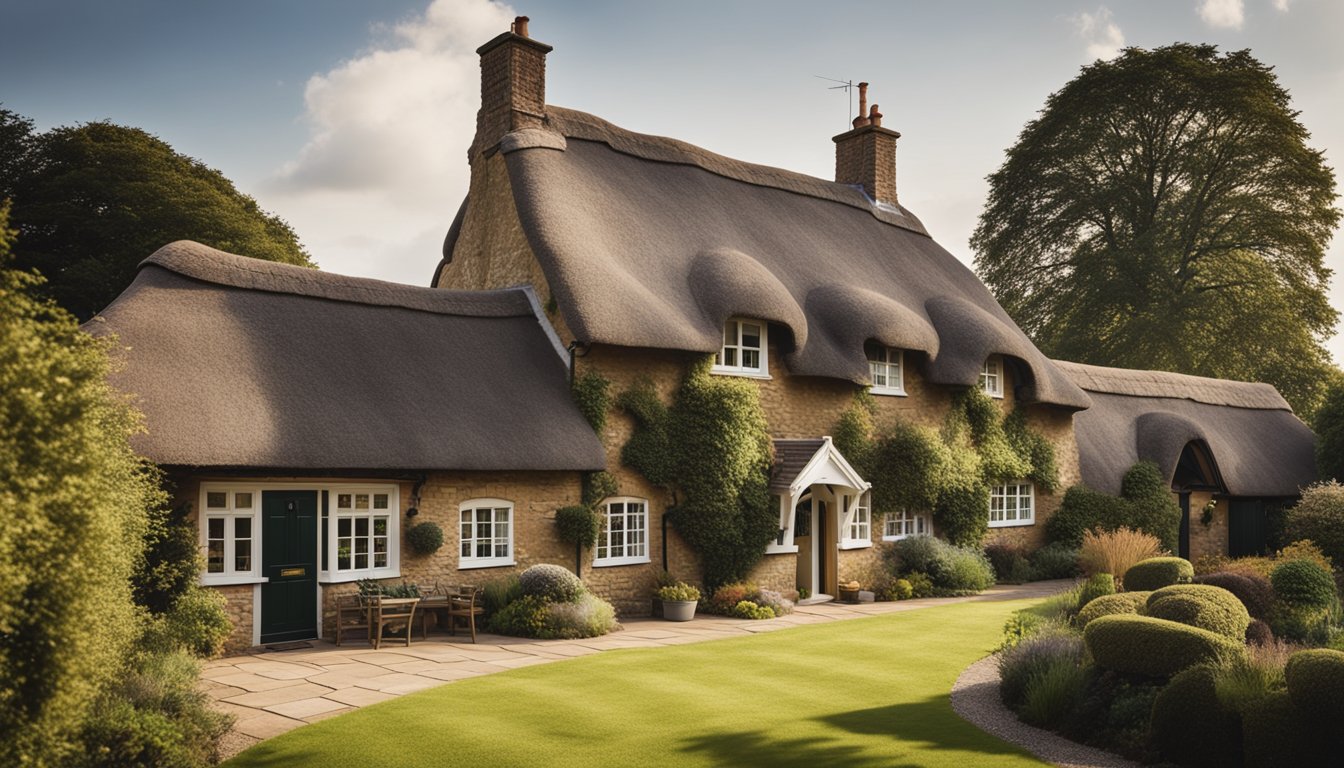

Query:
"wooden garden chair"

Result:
[[446, 585, 484, 643], [368, 595, 420, 649], [334, 593, 372, 646]]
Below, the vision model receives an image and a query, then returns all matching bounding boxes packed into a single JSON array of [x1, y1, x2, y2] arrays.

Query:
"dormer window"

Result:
[[980, 355, 1004, 398], [866, 343, 905, 396], [713, 318, 769, 377]]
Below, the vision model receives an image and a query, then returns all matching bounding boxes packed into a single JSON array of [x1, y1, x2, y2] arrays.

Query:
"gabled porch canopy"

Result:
[[766, 437, 872, 555]]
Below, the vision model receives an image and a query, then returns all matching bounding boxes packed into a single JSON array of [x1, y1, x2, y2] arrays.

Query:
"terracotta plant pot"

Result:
[[662, 599, 697, 622]]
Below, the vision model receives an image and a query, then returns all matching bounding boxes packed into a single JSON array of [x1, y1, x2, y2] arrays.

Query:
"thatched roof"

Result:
[[1058, 361, 1314, 497], [441, 107, 1092, 410], [89, 241, 606, 472]]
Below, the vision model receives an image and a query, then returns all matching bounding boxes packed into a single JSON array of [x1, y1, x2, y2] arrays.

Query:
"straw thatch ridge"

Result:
[[89, 241, 607, 472], [1061, 362, 1313, 497], [486, 108, 1092, 410]]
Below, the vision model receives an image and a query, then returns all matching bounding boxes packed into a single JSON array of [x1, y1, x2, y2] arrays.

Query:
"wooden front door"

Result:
[[1178, 492, 1191, 560], [261, 490, 318, 644]]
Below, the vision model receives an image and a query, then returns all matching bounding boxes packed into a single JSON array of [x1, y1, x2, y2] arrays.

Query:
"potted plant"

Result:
[[656, 582, 701, 621], [839, 580, 861, 604]]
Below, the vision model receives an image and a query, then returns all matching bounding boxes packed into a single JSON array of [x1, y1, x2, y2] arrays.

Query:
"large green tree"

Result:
[[972, 44, 1340, 416], [0, 107, 312, 319]]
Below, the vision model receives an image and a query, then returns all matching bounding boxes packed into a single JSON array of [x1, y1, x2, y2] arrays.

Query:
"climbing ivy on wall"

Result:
[[618, 358, 777, 589], [571, 369, 612, 435], [834, 387, 1060, 546]]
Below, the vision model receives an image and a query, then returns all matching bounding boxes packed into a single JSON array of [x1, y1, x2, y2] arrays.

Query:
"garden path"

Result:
[[204, 580, 1070, 759]]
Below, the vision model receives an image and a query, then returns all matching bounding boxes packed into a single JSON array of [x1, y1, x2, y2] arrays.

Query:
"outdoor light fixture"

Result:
[[406, 506, 419, 518]]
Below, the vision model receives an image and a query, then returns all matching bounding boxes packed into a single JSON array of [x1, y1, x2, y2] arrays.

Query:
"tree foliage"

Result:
[[972, 44, 1340, 416], [0, 107, 313, 319], [0, 202, 149, 764]]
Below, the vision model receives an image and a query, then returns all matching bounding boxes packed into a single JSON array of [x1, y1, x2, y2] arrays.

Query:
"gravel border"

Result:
[[950, 655, 1140, 768]]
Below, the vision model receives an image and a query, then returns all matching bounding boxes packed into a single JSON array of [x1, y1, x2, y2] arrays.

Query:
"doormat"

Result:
[[264, 641, 313, 652]]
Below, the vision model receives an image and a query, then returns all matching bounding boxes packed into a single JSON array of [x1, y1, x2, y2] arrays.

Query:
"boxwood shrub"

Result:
[[1123, 557, 1194, 592], [1150, 665, 1242, 768], [1075, 591, 1150, 629], [1146, 583, 1236, 606], [1193, 571, 1275, 620], [1084, 614, 1243, 678], [1146, 590, 1250, 642], [1240, 690, 1331, 768], [1075, 572, 1115, 613], [1284, 648, 1344, 723], [518, 563, 584, 603], [1270, 559, 1337, 610]]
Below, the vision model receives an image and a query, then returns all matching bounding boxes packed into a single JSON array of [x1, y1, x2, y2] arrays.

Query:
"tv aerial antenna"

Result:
[[815, 75, 855, 127]]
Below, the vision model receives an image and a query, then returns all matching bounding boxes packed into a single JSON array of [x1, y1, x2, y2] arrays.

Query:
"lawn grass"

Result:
[[226, 598, 1046, 767]]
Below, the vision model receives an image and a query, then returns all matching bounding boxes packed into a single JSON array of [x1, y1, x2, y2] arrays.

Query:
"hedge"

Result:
[[1075, 591, 1150, 629], [1150, 665, 1242, 768], [1075, 572, 1115, 612], [1284, 648, 1344, 723], [1123, 557, 1194, 592], [1147, 591, 1250, 642], [1083, 614, 1243, 678]]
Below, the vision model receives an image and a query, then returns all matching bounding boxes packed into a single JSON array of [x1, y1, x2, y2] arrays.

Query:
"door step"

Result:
[[797, 594, 834, 606]]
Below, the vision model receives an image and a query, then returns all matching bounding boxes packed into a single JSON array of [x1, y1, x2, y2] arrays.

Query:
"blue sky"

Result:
[[3, 0, 1342, 358]]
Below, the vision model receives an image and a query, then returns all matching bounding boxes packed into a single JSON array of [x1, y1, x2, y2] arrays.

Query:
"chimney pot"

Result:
[[869, 104, 882, 127], [513, 16, 530, 37], [853, 82, 870, 128]]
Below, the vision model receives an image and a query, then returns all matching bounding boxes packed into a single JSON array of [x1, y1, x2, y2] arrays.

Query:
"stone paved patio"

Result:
[[205, 580, 1070, 759]]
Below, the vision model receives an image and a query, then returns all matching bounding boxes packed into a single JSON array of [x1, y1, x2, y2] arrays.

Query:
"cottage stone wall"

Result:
[[1185, 491, 1229, 561]]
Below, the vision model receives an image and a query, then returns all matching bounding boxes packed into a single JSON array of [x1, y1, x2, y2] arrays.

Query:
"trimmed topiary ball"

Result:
[[1075, 572, 1116, 612], [1150, 665, 1242, 768], [1123, 556, 1194, 592], [1245, 619, 1274, 646], [1284, 648, 1344, 723], [1270, 559, 1337, 610], [1193, 571, 1275, 620], [1076, 591, 1150, 628], [1147, 583, 1237, 606], [1084, 614, 1243, 678], [405, 521, 445, 555], [1146, 590, 1250, 642], [518, 563, 585, 603]]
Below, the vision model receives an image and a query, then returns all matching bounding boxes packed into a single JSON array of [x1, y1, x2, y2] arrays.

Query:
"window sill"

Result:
[[881, 534, 919, 542], [764, 544, 799, 555], [982, 389, 1005, 400], [459, 558, 515, 570], [988, 519, 1034, 528], [592, 555, 651, 568], [709, 367, 772, 380], [839, 540, 872, 551], [200, 574, 268, 586], [870, 386, 906, 397], [319, 568, 400, 584]]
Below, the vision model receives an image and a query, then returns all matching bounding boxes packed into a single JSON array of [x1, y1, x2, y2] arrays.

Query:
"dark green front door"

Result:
[[1229, 499, 1269, 557], [261, 490, 318, 644]]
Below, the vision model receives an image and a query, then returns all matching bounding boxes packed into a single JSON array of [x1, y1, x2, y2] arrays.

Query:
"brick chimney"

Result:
[[833, 83, 901, 206], [472, 16, 552, 160]]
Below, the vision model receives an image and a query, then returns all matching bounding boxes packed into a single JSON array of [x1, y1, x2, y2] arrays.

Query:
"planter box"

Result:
[[662, 599, 697, 622]]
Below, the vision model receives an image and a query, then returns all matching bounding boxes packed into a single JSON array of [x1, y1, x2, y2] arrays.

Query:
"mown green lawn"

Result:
[[226, 598, 1045, 768]]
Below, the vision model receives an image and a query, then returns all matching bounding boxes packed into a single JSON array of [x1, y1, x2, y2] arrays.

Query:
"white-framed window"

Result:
[[989, 482, 1035, 527], [839, 491, 873, 549], [883, 510, 930, 540], [332, 489, 394, 575], [981, 355, 1004, 398], [866, 343, 905, 396], [201, 486, 259, 584], [460, 499, 514, 569], [713, 318, 769, 377], [594, 497, 650, 567]]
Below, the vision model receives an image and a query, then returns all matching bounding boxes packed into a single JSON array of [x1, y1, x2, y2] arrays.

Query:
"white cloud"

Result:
[[1074, 7, 1125, 61], [1272, 0, 1291, 11], [264, 0, 515, 283], [1198, 0, 1245, 29]]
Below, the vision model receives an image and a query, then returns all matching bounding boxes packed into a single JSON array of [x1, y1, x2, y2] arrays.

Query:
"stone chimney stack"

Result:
[[472, 16, 552, 160], [833, 83, 901, 206]]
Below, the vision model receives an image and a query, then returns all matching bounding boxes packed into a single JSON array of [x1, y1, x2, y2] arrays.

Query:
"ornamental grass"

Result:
[[1078, 527, 1161, 587]]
